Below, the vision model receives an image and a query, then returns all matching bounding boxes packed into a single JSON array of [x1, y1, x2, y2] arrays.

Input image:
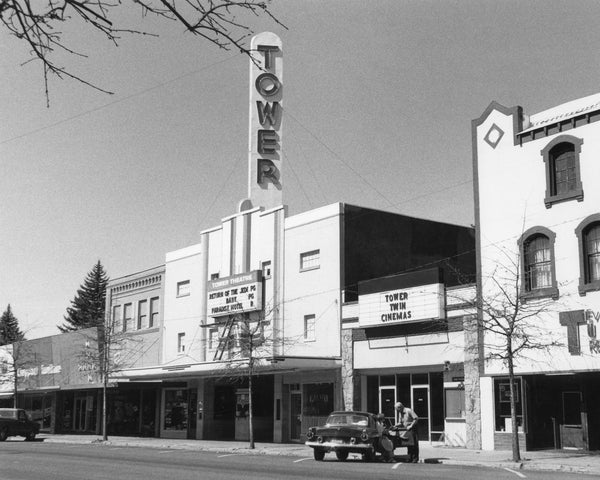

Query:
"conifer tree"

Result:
[[59, 260, 109, 332], [0, 304, 25, 345]]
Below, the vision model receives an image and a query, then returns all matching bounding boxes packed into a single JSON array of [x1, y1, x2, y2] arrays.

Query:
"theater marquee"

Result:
[[207, 270, 263, 317], [359, 282, 445, 327]]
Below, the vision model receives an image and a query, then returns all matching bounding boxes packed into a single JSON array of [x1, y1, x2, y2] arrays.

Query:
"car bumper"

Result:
[[305, 441, 374, 451]]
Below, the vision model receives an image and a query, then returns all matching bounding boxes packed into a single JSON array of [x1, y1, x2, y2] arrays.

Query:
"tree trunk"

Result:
[[249, 358, 255, 449], [102, 378, 108, 441], [102, 330, 109, 441], [507, 353, 521, 462], [13, 362, 18, 408]]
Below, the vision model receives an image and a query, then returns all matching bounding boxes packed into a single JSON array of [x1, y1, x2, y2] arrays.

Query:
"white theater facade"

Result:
[[473, 93, 600, 451], [109, 32, 478, 446]]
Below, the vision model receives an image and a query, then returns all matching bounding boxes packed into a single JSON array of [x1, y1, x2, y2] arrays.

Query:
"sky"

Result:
[[2, 0, 600, 340]]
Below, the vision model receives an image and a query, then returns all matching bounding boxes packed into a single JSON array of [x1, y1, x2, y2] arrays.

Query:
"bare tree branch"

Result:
[[1, 0, 286, 105]]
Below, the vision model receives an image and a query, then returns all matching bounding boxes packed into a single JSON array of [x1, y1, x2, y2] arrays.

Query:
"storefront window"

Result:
[[109, 390, 141, 435], [163, 389, 188, 431], [213, 385, 235, 419], [494, 377, 523, 432], [303, 383, 333, 416]]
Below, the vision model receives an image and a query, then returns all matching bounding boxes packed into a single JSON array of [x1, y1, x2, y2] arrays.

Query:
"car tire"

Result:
[[362, 449, 375, 462], [0, 428, 8, 442], [25, 432, 36, 441], [313, 449, 325, 461], [335, 450, 349, 461]]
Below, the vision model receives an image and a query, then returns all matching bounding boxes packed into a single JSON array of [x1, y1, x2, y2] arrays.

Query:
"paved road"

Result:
[[0, 441, 589, 480]]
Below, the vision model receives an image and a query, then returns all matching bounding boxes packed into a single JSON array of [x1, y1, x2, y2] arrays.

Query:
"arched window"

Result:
[[575, 214, 600, 295], [541, 135, 583, 208], [524, 235, 551, 291], [585, 225, 600, 283], [518, 226, 558, 299]]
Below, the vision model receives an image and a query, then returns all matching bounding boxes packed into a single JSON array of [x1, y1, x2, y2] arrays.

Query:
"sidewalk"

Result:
[[35, 434, 600, 476]]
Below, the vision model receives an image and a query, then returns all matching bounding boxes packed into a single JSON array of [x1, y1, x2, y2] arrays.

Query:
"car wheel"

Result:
[[0, 428, 8, 442], [25, 432, 36, 441], [313, 449, 325, 461], [335, 450, 349, 461], [362, 448, 375, 462]]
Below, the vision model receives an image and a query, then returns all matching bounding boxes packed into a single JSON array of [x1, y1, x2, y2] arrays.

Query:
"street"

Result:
[[0, 441, 589, 480]]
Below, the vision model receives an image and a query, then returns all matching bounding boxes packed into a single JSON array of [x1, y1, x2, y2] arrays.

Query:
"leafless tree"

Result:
[[209, 304, 296, 449], [1, 0, 285, 105], [449, 246, 564, 462], [0, 339, 32, 408], [77, 317, 143, 441]]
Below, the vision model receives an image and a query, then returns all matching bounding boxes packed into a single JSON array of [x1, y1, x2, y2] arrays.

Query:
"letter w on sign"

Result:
[[256, 101, 280, 127]]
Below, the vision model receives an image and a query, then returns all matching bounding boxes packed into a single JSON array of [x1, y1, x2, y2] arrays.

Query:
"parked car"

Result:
[[0, 408, 40, 441], [305, 411, 383, 462]]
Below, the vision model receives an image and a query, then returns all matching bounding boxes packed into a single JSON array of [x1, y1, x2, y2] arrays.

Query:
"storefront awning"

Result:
[[114, 356, 341, 382]]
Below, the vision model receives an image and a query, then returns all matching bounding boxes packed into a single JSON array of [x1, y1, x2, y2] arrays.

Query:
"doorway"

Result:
[[290, 392, 302, 441], [560, 391, 584, 449], [73, 394, 95, 432], [412, 386, 430, 440], [379, 386, 396, 425]]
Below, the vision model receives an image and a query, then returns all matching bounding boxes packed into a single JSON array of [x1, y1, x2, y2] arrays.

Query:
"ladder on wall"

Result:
[[213, 316, 236, 361]]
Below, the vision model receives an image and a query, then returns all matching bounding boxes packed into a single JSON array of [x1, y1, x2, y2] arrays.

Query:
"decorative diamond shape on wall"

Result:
[[484, 123, 504, 149]]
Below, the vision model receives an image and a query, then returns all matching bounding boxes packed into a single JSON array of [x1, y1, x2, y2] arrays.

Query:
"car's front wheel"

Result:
[[25, 432, 36, 441], [0, 427, 8, 442], [313, 448, 325, 461], [335, 450, 349, 461]]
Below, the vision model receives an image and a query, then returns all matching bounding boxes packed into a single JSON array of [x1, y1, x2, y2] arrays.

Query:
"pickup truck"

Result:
[[0, 408, 40, 441]]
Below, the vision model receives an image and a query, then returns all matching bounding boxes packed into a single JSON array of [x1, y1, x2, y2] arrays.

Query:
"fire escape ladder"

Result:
[[213, 317, 235, 361]]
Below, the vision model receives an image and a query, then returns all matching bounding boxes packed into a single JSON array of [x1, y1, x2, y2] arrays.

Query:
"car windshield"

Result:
[[326, 413, 369, 427]]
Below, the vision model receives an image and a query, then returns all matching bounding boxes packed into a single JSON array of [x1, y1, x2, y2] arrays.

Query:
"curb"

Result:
[[37, 437, 599, 475], [434, 459, 593, 476]]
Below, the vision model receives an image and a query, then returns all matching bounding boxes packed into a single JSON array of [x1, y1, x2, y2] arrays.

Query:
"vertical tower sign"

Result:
[[247, 32, 283, 210]]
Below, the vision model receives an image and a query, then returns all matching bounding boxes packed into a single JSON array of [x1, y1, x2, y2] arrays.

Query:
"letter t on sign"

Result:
[[559, 310, 586, 355]]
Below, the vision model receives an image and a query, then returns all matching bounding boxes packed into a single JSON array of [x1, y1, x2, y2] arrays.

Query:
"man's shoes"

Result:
[[411, 458, 419, 463]]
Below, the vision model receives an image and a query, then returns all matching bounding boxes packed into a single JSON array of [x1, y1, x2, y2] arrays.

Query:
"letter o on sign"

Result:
[[255, 73, 281, 97]]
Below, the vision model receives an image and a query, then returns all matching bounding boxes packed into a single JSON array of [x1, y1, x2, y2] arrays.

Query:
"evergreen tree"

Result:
[[0, 304, 25, 345], [59, 260, 109, 332]]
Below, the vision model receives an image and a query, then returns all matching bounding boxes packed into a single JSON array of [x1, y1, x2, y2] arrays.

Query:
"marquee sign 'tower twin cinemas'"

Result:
[[248, 32, 283, 210], [358, 269, 446, 327]]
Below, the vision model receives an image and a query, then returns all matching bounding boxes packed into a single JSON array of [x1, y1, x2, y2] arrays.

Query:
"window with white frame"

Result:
[[300, 250, 320, 271], [177, 332, 186, 353], [137, 299, 148, 329], [112, 305, 122, 330], [304, 314, 316, 342], [208, 327, 219, 351], [123, 303, 132, 332], [149, 297, 159, 328], [177, 280, 191, 297]]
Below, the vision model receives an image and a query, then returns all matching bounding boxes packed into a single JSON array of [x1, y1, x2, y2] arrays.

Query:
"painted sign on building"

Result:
[[247, 32, 283, 209], [207, 270, 263, 317], [357, 269, 446, 328]]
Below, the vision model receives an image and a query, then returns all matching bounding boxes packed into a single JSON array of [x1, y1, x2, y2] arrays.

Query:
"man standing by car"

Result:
[[394, 402, 419, 463]]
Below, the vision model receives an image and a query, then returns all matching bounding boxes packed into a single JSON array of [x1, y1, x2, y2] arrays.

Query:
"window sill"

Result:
[[124, 327, 160, 337], [544, 189, 583, 208], [300, 266, 320, 273], [579, 280, 600, 296], [176, 293, 191, 298], [521, 286, 559, 301]]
